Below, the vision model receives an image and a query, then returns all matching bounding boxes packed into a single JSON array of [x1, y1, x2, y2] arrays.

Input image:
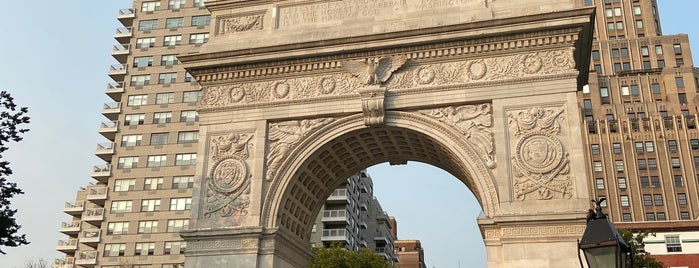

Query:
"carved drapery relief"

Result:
[[217, 14, 264, 35], [508, 107, 572, 201], [266, 118, 335, 181], [419, 104, 495, 168], [388, 48, 576, 89], [358, 86, 387, 127], [205, 133, 253, 218]]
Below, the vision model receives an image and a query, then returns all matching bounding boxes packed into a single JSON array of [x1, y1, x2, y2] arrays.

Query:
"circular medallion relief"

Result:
[[319, 77, 336, 94], [465, 60, 487, 80], [229, 85, 245, 103], [415, 66, 435, 84], [521, 55, 543, 74], [272, 81, 290, 99], [515, 132, 564, 174], [210, 158, 248, 193]]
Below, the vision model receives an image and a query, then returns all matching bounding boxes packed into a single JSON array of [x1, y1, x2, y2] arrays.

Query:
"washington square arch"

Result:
[[177, 0, 596, 267]]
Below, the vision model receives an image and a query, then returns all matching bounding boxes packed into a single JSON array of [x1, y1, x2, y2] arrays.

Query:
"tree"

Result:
[[309, 243, 390, 268], [618, 229, 664, 268], [23, 257, 49, 268], [0, 91, 30, 254]]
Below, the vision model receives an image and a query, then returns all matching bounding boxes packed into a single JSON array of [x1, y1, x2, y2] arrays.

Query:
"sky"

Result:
[[0, 1, 697, 268]]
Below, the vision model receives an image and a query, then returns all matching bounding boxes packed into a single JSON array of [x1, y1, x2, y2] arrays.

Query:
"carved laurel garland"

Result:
[[418, 104, 495, 168], [266, 118, 335, 182], [217, 13, 264, 35], [507, 107, 572, 201], [205, 132, 254, 218]]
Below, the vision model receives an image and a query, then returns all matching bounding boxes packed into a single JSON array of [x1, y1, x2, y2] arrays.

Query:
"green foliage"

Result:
[[309, 243, 389, 268], [0, 91, 30, 254], [618, 229, 664, 268]]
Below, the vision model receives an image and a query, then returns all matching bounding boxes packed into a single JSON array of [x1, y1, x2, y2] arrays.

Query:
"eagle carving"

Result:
[[341, 55, 408, 85]]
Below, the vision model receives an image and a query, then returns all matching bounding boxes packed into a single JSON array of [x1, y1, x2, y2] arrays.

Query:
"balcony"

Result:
[[75, 251, 97, 266], [322, 210, 349, 224], [63, 201, 84, 216], [114, 27, 132, 43], [52, 257, 75, 268], [359, 201, 368, 211], [98, 120, 118, 140], [56, 239, 78, 253], [91, 164, 111, 183], [105, 82, 124, 101], [116, 8, 135, 26], [83, 208, 105, 226], [326, 188, 350, 204], [111, 43, 130, 63], [59, 221, 81, 235], [359, 220, 368, 229], [375, 247, 392, 261], [374, 232, 390, 246], [86, 186, 107, 206], [80, 230, 101, 247], [95, 142, 115, 161], [321, 229, 350, 243], [102, 102, 121, 121], [359, 237, 368, 248], [108, 64, 127, 81]]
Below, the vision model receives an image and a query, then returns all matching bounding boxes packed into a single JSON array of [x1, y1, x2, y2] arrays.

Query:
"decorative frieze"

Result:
[[217, 13, 264, 35], [187, 238, 257, 251]]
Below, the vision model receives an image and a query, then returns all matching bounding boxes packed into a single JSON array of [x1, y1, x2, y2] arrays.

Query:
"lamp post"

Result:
[[578, 197, 632, 268]]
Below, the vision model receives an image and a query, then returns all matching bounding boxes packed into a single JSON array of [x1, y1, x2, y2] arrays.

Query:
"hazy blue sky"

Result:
[[0, 1, 697, 268]]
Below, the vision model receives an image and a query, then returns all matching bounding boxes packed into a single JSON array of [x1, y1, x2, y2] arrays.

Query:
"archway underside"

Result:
[[277, 125, 476, 240]]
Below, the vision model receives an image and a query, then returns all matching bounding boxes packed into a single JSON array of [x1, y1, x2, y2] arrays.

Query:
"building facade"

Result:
[[55, 1, 210, 267], [580, 0, 699, 264]]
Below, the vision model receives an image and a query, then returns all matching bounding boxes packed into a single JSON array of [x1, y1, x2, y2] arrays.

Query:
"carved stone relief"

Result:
[[419, 104, 495, 168], [358, 86, 387, 127], [341, 56, 408, 86], [205, 133, 254, 218], [266, 118, 335, 181], [508, 107, 572, 201], [217, 13, 264, 35]]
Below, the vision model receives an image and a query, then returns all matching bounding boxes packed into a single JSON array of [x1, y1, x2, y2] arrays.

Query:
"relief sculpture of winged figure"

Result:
[[342, 55, 408, 85]]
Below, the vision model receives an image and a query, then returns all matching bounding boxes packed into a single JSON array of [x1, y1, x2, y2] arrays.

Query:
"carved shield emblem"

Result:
[[515, 132, 563, 174]]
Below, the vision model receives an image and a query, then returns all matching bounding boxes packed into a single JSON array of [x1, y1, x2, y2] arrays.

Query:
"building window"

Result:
[[590, 144, 600, 155], [633, 6, 641, 15], [165, 241, 187, 255], [161, 55, 178, 66], [153, 112, 172, 124], [159, 73, 177, 84], [645, 213, 655, 221], [136, 37, 156, 48], [175, 153, 197, 166], [167, 219, 190, 232], [107, 222, 129, 235], [114, 179, 136, 192], [615, 160, 624, 172], [141, 199, 161, 212], [156, 93, 175, 104], [150, 133, 169, 145], [191, 15, 211, 26], [591, 50, 600, 60], [654, 194, 663, 206], [180, 110, 198, 122], [166, 17, 184, 29], [674, 175, 684, 187], [169, 0, 186, 9], [133, 56, 153, 68], [593, 161, 603, 172], [117, 157, 138, 169], [612, 143, 622, 154], [691, 139, 699, 149], [668, 140, 678, 152], [666, 235, 682, 252], [595, 178, 605, 190], [694, 156, 699, 168], [144, 177, 163, 190], [651, 176, 660, 187], [138, 220, 158, 234], [620, 196, 629, 207], [183, 91, 202, 103], [173, 176, 194, 189], [678, 193, 688, 205], [637, 159, 647, 170], [617, 177, 627, 190], [110, 201, 133, 213], [634, 142, 644, 153], [645, 141, 654, 152], [640, 176, 650, 188], [654, 45, 663, 55], [170, 198, 192, 211], [194, 0, 207, 7], [177, 131, 198, 144], [642, 61, 651, 69], [127, 95, 148, 106], [141, 1, 160, 12], [651, 83, 661, 94], [648, 159, 657, 170], [121, 134, 142, 147], [147, 155, 167, 167], [594, 64, 602, 73], [189, 33, 209, 44], [163, 35, 182, 46], [163, 264, 185, 268], [643, 194, 652, 206], [139, 20, 158, 31], [674, 44, 682, 55], [135, 242, 155, 256], [680, 212, 690, 220], [670, 158, 681, 169], [657, 212, 666, 221], [104, 243, 126, 257], [676, 77, 685, 88], [185, 72, 195, 82], [636, 20, 643, 29], [657, 60, 665, 68], [124, 114, 145, 125], [130, 75, 151, 86], [630, 85, 639, 96], [622, 213, 632, 222]]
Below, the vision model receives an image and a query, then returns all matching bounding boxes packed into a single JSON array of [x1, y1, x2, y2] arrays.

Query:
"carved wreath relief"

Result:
[[419, 104, 495, 168], [205, 133, 253, 218], [266, 118, 334, 182], [508, 107, 572, 200], [218, 14, 264, 35]]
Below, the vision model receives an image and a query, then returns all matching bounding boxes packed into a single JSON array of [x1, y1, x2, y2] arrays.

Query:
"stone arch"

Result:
[[263, 110, 499, 240]]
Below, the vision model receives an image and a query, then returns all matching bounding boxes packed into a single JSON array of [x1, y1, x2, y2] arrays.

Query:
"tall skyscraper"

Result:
[[580, 0, 699, 265]]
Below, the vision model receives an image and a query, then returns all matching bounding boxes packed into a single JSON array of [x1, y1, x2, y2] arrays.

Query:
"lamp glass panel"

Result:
[[584, 246, 618, 268]]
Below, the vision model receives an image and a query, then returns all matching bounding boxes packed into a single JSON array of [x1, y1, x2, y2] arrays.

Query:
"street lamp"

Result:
[[578, 197, 631, 268]]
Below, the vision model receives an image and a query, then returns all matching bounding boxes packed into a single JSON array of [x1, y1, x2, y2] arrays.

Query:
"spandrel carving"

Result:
[[266, 118, 334, 181]]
